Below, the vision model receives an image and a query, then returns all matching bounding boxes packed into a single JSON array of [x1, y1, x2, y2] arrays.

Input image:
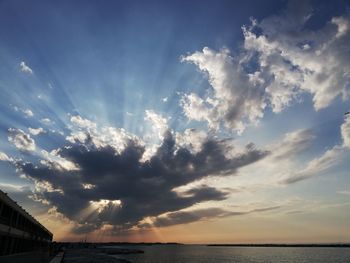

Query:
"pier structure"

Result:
[[0, 189, 53, 261]]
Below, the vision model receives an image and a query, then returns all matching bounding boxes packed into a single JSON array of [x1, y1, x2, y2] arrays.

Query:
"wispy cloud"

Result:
[[0, 152, 13, 162], [145, 205, 280, 228], [41, 118, 54, 125], [13, 106, 34, 117], [281, 146, 344, 184], [19, 61, 33, 74], [281, 116, 350, 184], [337, 190, 350, 196]]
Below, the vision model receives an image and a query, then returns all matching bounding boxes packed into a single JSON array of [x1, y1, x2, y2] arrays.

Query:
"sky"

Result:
[[0, 0, 350, 243]]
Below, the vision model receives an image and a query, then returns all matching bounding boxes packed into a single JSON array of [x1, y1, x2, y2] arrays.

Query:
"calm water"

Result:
[[112, 245, 350, 263]]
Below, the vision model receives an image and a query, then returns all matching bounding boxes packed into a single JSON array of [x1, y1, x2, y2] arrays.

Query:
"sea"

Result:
[[112, 245, 350, 263]]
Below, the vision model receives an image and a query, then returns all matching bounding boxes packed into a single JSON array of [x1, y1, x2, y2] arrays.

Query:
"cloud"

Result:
[[147, 205, 280, 228], [41, 118, 54, 125], [176, 128, 209, 153], [281, 146, 343, 184], [0, 152, 13, 162], [280, 117, 350, 184], [13, 106, 34, 117], [180, 92, 222, 131], [23, 109, 34, 117], [66, 115, 134, 153], [337, 190, 350, 196], [70, 115, 96, 130], [181, 2, 350, 133], [237, 118, 348, 186], [0, 183, 51, 218], [40, 149, 80, 171], [144, 110, 168, 140], [272, 129, 315, 160], [162, 97, 168, 102], [8, 128, 36, 152], [15, 118, 267, 233], [28, 127, 45, 136], [181, 48, 265, 133], [150, 208, 228, 227], [238, 128, 315, 178], [19, 61, 33, 74], [243, 3, 350, 111], [0, 183, 26, 193], [341, 116, 350, 148]]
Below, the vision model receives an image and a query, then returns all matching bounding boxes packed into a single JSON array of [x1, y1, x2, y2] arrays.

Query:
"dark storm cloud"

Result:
[[16, 131, 268, 233]]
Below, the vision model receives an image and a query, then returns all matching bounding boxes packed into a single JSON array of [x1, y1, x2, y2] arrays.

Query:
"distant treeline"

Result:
[[207, 244, 350, 247]]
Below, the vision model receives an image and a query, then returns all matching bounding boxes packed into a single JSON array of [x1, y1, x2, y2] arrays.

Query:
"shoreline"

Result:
[[207, 244, 350, 247]]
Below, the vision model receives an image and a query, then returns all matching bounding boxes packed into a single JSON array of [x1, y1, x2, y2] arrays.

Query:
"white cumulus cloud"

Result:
[[181, 47, 265, 133], [181, 2, 350, 133], [67, 115, 135, 153], [144, 110, 169, 140], [243, 6, 350, 111], [23, 109, 34, 117], [70, 115, 97, 130], [28, 127, 45, 136]]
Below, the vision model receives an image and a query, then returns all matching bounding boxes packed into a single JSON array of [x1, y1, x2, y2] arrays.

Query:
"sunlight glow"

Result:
[[89, 199, 122, 213]]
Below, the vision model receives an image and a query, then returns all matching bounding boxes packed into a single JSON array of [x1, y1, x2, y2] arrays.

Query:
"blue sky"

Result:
[[0, 0, 350, 242]]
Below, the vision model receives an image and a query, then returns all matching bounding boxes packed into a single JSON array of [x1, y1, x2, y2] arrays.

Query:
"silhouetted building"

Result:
[[0, 189, 53, 262]]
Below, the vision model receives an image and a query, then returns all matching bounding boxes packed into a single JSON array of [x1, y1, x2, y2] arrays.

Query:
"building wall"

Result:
[[0, 190, 53, 257]]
